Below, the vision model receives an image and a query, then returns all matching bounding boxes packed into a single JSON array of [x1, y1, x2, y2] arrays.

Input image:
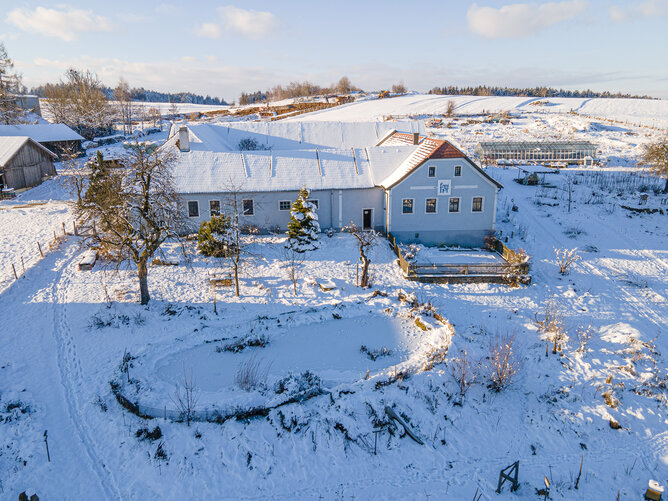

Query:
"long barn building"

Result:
[[0, 137, 56, 191]]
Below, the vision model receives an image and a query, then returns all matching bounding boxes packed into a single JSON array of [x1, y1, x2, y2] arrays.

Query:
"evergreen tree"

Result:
[[198, 214, 233, 257], [286, 187, 320, 253], [0, 43, 24, 125]]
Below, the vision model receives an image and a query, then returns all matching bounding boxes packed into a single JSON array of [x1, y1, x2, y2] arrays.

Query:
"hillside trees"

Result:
[[114, 77, 133, 135], [76, 141, 185, 304], [0, 43, 25, 124], [642, 138, 668, 193], [43, 68, 113, 138]]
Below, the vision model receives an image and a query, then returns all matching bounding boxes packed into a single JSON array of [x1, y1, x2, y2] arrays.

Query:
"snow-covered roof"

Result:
[[0, 136, 56, 167], [170, 145, 418, 194], [168, 121, 425, 152], [0, 123, 84, 143]]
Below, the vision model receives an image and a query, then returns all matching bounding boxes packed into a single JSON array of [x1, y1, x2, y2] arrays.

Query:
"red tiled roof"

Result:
[[428, 139, 466, 159]]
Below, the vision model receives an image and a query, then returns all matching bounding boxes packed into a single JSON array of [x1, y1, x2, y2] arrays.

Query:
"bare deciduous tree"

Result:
[[114, 77, 132, 135], [282, 245, 305, 295], [391, 81, 407, 94], [445, 100, 456, 118], [75, 141, 186, 304], [61, 146, 89, 208], [641, 137, 668, 193], [172, 365, 199, 426], [555, 247, 580, 275], [344, 222, 378, 288], [488, 334, 519, 391], [43, 68, 112, 138]]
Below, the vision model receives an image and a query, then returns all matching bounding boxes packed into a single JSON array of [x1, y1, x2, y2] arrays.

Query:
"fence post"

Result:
[[37, 242, 44, 258], [62, 222, 66, 235], [11, 263, 18, 280]]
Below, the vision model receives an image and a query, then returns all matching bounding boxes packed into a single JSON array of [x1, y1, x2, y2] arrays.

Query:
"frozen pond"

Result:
[[155, 314, 417, 392]]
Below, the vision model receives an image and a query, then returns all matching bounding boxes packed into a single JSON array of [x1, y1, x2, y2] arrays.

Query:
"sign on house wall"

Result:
[[437, 179, 451, 196]]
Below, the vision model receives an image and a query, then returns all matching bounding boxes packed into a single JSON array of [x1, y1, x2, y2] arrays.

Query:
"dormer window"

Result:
[[428, 166, 436, 177]]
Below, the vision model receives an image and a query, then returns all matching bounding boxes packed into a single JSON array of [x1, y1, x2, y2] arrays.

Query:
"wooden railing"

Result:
[[387, 233, 530, 283]]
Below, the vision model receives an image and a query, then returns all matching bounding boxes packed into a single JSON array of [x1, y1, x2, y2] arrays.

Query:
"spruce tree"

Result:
[[198, 214, 233, 257], [0, 43, 24, 125], [286, 187, 320, 253]]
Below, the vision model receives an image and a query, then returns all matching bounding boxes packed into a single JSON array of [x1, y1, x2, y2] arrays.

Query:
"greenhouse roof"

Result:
[[477, 141, 596, 152]]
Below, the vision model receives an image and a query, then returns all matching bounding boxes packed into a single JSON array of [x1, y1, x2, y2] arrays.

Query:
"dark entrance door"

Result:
[[363, 209, 372, 229]]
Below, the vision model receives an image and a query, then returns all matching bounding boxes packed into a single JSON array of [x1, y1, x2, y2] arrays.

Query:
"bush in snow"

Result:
[[487, 334, 519, 392], [286, 188, 320, 253], [360, 345, 392, 361], [535, 299, 567, 354], [217, 332, 268, 353], [450, 349, 476, 399], [275, 371, 322, 400], [197, 214, 234, 257], [555, 247, 580, 275], [235, 353, 270, 392]]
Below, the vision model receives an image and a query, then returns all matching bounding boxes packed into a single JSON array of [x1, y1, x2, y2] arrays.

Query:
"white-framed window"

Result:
[[428, 165, 436, 177], [448, 197, 460, 213], [279, 200, 291, 211], [454, 165, 462, 176], [242, 199, 254, 216], [402, 198, 414, 214], [472, 196, 484, 212], [425, 198, 437, 213], [187, 200, 199, 218], [310, 199, 319, 209], [209, 200, 220, 216]]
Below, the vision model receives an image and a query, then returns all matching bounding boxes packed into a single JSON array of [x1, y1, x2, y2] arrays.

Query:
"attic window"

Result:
[[454, 165, 462, 176], [428, 166, 436, 177]]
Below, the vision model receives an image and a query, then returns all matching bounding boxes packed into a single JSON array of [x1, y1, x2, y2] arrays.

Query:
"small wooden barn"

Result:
[[0, 137, 56, 191], [0, 124, 84, 160]]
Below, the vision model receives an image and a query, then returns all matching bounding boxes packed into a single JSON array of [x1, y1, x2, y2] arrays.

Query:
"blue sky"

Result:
[[2, 1, 667, 101]]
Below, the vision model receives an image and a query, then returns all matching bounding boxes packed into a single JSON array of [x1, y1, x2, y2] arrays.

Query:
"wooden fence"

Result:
[[388, 233, 530, 285]]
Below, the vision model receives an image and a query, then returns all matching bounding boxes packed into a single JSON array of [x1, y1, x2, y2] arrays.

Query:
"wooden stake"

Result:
[[21, 256, 25, 275], [12, 263, 18, 280], [43, 430, 51, 462], [62, 222, 66, 235], [37, 241, 44, 258]]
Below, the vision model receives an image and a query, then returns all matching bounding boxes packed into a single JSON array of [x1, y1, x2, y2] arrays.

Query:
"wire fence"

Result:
[[0, 218, 77, 294]]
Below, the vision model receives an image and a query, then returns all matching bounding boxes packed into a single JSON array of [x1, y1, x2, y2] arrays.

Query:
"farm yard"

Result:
[[0, 97, 666, 500]]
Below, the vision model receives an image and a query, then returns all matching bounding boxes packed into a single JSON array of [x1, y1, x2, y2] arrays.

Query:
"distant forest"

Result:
[[30, 84, 229, 105], [428, 85, 655, 100]]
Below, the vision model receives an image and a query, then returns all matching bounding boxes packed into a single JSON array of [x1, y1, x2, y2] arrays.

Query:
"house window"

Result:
[[242, 199, 254, 216], [472, 197, 483, 212], [454, 165, 462, 176], [402, 199, 414, 214], [425, 198, 437, 213], [448, 197, 460, 213], [187, 201, 199, 218], [428, 166, 436, 177], [310, 199, 319, 209], [279, 200, 291, 211], [209, 200, 220, 216]]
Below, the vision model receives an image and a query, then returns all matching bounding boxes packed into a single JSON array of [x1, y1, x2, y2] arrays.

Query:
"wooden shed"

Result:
[[0, 137, 57, 191]]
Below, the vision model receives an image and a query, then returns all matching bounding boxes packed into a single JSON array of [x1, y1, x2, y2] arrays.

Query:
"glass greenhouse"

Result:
[[475, 141, 597, 165]]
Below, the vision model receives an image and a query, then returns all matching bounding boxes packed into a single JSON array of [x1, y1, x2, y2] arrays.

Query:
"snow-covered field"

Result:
[[1, 99, 667, 499], [291, 93, 668, 129]]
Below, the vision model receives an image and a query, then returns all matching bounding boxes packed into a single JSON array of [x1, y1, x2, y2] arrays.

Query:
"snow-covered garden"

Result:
[[1, 99, 667, 499]]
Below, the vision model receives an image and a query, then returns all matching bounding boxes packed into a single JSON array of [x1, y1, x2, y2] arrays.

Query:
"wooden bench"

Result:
[[78, 250, 98, 270], [208, 272, 233, 286]]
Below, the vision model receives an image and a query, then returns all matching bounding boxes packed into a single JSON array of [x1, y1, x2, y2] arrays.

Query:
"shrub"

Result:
[[217, 333, 268, 353], [136, 426, 162, 441], [535, 299, 567, 354], [235, 354, 270, 392], [360, 345, 392, 361], [198, 215, 233, 257], [555, 247, 581, 275], [488, 334, 519, 391], [450, 349, 475, 398], [275, 371, 321, 399]]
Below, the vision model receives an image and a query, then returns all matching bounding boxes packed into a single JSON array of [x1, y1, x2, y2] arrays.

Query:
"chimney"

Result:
[[178, 126, 190, 152], [413, 132, 420, 145]]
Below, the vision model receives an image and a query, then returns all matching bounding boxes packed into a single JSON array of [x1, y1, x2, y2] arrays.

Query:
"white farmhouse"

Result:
[[166, 122, 502, 247]]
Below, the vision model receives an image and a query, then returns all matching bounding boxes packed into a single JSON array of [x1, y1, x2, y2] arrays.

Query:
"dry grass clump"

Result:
[[488, 334, 520, 392]]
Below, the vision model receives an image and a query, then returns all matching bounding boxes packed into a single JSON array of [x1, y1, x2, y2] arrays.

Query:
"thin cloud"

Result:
[[196, 22, 222, 39], [467, 1, 587, 39], [609, 0, 668, 22], [218, 6, 278, 40], [6, 6, 114, 41]]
